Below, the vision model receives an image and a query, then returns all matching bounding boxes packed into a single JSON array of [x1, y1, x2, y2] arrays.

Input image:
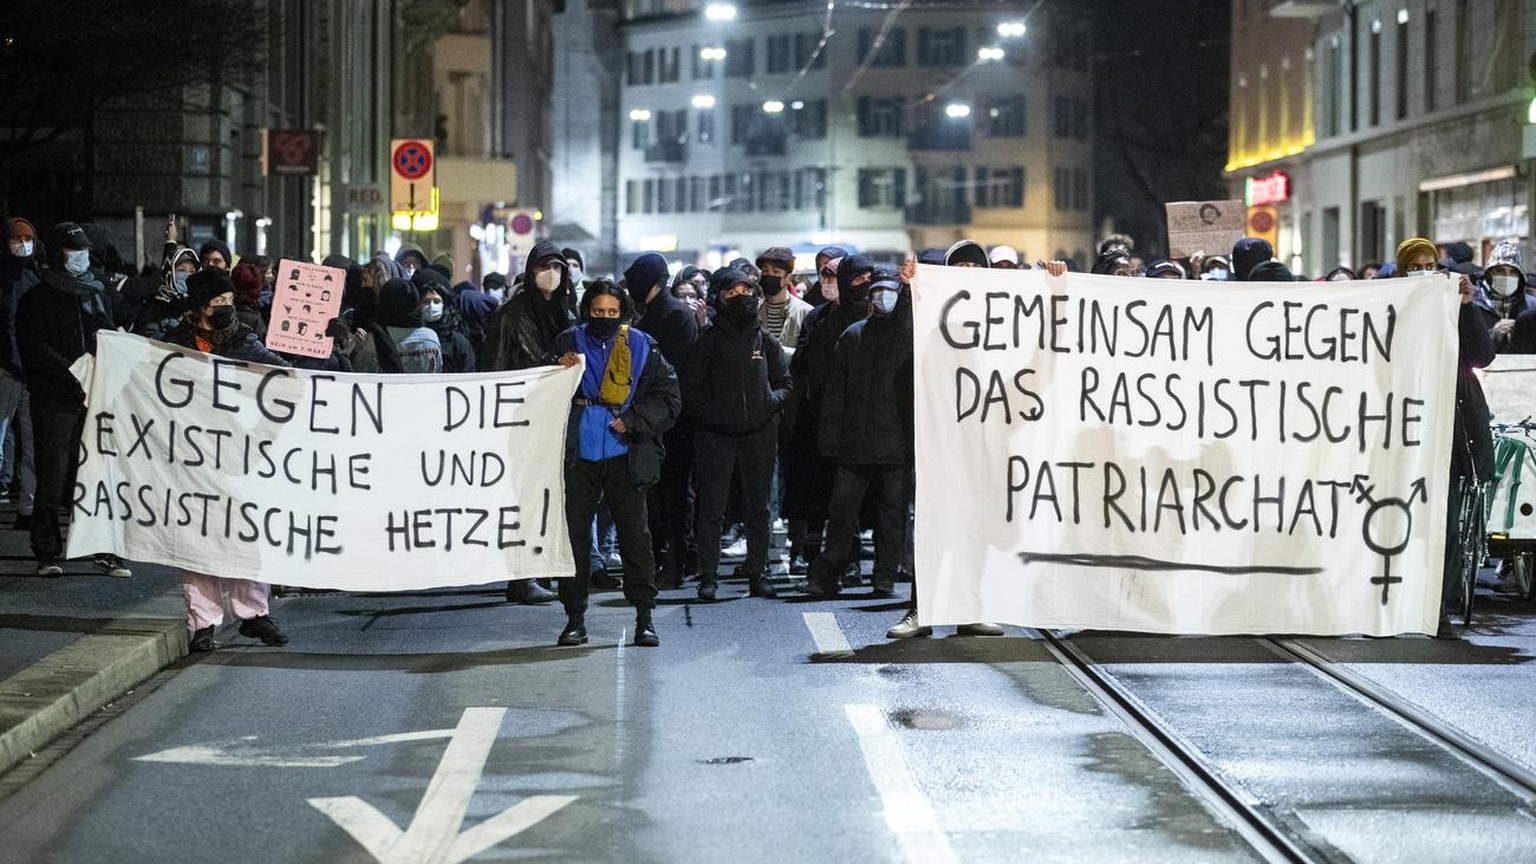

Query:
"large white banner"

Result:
[[913, 266, 1460, 636], [68, 332, 580, 591]]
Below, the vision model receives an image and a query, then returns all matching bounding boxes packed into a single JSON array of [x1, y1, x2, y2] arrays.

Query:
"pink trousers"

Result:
[[180, 570, 271, 632]]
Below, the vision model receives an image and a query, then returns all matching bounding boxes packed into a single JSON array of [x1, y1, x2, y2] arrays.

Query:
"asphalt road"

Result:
[[2, 575, 1535, 863]]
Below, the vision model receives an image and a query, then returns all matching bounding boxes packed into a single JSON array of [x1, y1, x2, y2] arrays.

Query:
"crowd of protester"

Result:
[[0, 211, 1521, 646]]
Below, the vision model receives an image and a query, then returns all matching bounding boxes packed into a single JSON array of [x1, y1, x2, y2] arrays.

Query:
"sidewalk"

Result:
[[0, 507, 186, 775]]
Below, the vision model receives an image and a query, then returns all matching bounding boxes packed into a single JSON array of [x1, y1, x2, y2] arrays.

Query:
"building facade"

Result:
[[1227, 0, 1534, 276], [598, 0, 1094, 269]]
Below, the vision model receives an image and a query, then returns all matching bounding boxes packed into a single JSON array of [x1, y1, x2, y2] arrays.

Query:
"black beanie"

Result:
[[624, 252, 671, 308], [185, 269, 233, 309], [1231, 238, 1275, 281]]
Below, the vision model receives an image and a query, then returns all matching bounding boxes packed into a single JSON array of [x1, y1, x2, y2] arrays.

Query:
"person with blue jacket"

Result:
[[552, 280, 681, 647]]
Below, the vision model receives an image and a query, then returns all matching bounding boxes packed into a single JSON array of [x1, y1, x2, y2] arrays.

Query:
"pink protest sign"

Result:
[[265, 259, 344, 358]]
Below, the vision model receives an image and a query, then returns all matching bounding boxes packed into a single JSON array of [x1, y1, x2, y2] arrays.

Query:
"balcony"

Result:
[[743, 134, 787, 157], [644, 141, 687, 163], [905, 201, 972, 226]]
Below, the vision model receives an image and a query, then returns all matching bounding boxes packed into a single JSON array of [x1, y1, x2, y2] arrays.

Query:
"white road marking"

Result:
[[844, 704, 960, 864], [308, 707, 576, 863], [803, 611, 854, 654], [133, 728, 456, 767]]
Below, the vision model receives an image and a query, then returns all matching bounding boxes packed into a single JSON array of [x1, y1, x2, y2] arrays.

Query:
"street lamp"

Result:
[[699, 46, 727, 60], [997, 21, 1026, 38], [945, 103, 971, 119], [763, 100, 785, 114], [977, 46, 1005, 61], [704, 3, 737, 21], [692, 94, 717, 108], [629, 108, 652, 121]]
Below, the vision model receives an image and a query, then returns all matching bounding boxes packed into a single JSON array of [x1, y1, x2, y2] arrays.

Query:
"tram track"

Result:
[[1035, 629, 1536, 864]]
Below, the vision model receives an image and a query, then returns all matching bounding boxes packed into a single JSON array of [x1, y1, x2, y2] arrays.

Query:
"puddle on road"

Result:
[[888, 708, 962, 731]]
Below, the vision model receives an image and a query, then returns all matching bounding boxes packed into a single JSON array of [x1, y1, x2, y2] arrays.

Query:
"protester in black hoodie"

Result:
[[479, 241, 577, 371], [680, 267, 792, 600], [16, 223, 127, 578], [627, 252, 700, 588], [0, 218, 40, 529], [415, 269, 476, 373], [782, 254, 874, 575]]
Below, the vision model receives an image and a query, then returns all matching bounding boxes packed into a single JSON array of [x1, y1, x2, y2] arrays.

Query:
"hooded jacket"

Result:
[[819, 287, 914, 465], [634, 286, 699, 369], [479, 240, 577, 371], [552, 325, 681, 487], [16, 248, 115, 407], [0, 240, 42, 378], [373, 278, 442, 374], [679, 306, 791, 437], [131, 245, 199, 340]]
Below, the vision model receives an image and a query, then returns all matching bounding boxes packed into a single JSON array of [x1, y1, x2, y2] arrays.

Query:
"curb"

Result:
[[0, 616, 188, 775]]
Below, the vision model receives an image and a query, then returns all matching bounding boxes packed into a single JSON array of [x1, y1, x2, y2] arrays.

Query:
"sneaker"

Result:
[[789, 554, 810, 576], [189, 625, 220, 652], [956, 622, 1005, 637], [93, 554, 132, 578], [793, 577, 841, 599], [238, 614, 290, 646], [886, 611, 932, 639], [840, 563, 864, 588], [723, 538, 748, 558], [35, 561, 62, 577], [748, 578, 778, 598], [697, 580, 718, 602]]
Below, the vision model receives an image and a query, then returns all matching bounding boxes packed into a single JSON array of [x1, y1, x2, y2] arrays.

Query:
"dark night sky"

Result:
[[1090, 0, 1233, 259]]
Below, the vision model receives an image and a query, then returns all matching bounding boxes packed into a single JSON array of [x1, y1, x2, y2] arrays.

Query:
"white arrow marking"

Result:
[[308, 708, 576, 863], [134, 728, 455, 767]]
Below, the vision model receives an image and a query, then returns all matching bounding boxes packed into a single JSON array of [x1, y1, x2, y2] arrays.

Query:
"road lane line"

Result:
[[844, 704, 960, 864], [449, 795, 578, 862], [803, 612, 854, 655], [391, 707, 508, 861]]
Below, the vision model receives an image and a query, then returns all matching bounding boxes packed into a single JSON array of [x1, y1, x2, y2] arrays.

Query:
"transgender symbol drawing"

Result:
[[1351, 475, 1429, 605]]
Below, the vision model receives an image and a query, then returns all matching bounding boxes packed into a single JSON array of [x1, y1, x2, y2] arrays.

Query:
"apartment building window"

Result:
[[1073, 99, 1088, 139], [643, 49, 656, 84], [857, 168, 907, 209], [1454, 0, 1470, 104], [974, 166, 1025, 208], [642, 178, 655, 214], [631, 118, 649, 150], [761, 171, 791, 211], [674, 177, 689, 213], [1323, 39, 1341, 136], [1054, 97, 1087, 139], [656, 110, 687, 145], [1395, 18, 1409, 120], [1360, 200, 1386, 265], [657, 176, 672, 214], [739, 172, 757, 212], [692, 46, 716, 80], [625, 179, 639, 214], [917, 27, 966, 66], [697, 108, 716, 144], [730, 103, 754, 144], [689, 176, 704, 212], [659, 46, 680, 83], [1424, 10, 1437, 111], [794, 33, 827, 69], [1368, 27, 1380, 126], [789, 99, 828, 139], [1053, 167, 1070, 211], [767, 34, 792, 74], [1073, 169, 1088, 211], [794, 168, 827, 210], [708, 175, 723, 210], [857, 96, 905, 137], [987, 95, 1026, 137], [627, 52, 640, 86], [857, 27, 906, 67], [725, 38, 755, 77]]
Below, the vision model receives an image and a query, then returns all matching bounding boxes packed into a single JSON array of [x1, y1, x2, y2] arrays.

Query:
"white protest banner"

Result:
[[1166, 199, 1245, 260], [912, 266, 1459, 636], [67, 332, 581, 591], [266, 259, 345, 358]]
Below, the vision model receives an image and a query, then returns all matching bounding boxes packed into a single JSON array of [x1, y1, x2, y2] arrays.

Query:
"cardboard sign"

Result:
[[265, 259, 344, 358], [1166, 199, 1246, 260]]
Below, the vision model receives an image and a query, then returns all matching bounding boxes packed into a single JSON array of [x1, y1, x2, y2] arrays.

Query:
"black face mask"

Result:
[[761, 274, 783, 296], [843, 280, 871, 305], [587, 317, 621, 339], [723, 294, 759, 324], [208, 305, 236, 329]]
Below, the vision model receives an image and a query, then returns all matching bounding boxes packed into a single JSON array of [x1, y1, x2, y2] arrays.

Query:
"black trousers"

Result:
[[809, 463, 910, 587], [694, 423, 776, 581], [648, 424, 695, 584], [561, 456, 657, 615], [30, 400, 84, 563]]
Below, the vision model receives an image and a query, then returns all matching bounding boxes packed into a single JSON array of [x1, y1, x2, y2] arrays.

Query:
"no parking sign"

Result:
[[389, 138, 436, 214]]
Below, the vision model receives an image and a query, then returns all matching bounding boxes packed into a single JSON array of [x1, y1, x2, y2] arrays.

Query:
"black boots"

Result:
[[634, 609, 659, 647], [507, 579, 556, 604], [557, 613, 588, 646], [238, 614, 289, 646]]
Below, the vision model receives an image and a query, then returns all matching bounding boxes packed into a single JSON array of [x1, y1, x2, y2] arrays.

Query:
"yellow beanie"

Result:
[[1394, 237, 1438, 274]]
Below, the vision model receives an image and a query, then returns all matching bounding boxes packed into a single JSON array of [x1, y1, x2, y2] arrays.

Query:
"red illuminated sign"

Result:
[[1245, 171, 1290, 207]]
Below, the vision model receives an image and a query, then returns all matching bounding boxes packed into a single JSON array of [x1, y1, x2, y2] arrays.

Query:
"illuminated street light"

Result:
[[692, 94, 717, 108], [945, 103, 971, 119], [704, 3, 737, 21], [790, 100, 805, 110], [628, 108, 652, 121], [763, 100, 785, 114], [699, 46, 727, 60], [997, 21, 1026, 38], [977, 46, 1005, 61]]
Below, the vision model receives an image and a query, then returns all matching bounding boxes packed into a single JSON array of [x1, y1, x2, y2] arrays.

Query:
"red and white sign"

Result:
[[1246, 171, 1290, 207], [389, 138, 436, 213], [265, 259, 345, 359]]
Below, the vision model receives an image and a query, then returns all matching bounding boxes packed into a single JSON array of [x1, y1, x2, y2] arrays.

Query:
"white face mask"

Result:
[[486, 288, 506, 303], [535, 269, 560, 294], [569, 266, 583, 284], [422, 300, 444, 322], [64, 248, 91, 276], [1201, 268, 1229, 281], [871, 288, 898, 315], [9, 240, 33, 258], [1491, 274, 1521, 298]]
